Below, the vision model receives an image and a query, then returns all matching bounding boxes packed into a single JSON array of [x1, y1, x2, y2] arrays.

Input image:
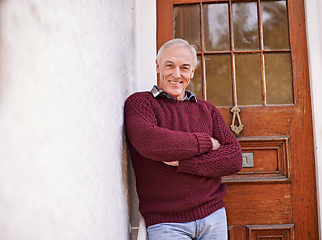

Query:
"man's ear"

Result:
[[156, 59, 160, 73], [191, 69, 195, 79]]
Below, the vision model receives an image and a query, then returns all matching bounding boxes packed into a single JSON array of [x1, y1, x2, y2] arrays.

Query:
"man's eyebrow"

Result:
[[164, 61, 191, 67]]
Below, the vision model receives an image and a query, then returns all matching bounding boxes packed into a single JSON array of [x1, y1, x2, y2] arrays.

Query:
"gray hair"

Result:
[[156, 38, 198, 69]]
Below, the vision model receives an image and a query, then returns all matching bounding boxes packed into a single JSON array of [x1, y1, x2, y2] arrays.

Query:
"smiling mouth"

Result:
[[169, 80, 182, 85]]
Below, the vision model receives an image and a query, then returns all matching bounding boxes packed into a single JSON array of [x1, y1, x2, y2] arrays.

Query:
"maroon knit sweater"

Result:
[[124, 91, 242, 226]]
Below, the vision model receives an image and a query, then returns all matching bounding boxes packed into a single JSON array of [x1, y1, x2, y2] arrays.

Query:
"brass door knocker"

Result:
[[230, 106, 243, 136]]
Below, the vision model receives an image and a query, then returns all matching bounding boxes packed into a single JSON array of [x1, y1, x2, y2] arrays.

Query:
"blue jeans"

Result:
[[147, 208, 228, 240]]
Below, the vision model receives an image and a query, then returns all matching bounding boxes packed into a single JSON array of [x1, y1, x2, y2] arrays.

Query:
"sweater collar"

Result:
[[150, 85, 197, 103]]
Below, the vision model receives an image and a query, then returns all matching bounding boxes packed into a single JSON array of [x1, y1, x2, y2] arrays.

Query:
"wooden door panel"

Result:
[[228, 226, 247, 240], [247, 224, 294, 240], [225, 184, 292, 225], [229, 224, 294, 240], [223, 136, 291, 183], [218, 106, 294, 137]]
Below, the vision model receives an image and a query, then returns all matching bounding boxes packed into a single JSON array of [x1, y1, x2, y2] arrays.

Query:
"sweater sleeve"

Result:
[[124, 93, 213, 162], [177, 106, 243, 178]]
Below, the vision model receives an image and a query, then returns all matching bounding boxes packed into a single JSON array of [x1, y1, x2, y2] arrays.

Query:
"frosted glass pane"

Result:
[[174, 5, 201, 51], [261, 1, 290, 50], [233, 2, 259, 50], [236, 54, 262, 105], [265, 53, 293, 104], [203, 3, 230, 51], [187, 56, 203, 99], [205, 55, 232, 106]]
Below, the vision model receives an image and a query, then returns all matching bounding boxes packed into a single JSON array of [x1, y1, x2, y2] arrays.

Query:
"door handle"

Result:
[[230, 106, 243, 136]]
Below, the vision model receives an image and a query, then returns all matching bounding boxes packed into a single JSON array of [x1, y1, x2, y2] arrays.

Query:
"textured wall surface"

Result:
[[0, 0, 134, 239]]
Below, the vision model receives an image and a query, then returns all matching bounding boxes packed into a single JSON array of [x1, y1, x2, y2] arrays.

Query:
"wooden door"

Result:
[[157, 0, 318, 239]]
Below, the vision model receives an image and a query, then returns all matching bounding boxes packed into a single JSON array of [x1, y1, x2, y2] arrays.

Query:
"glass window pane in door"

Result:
[[203, 3, 230, 51], [187, 56, 203, 99], [236, 54, 262, 105], [232, 2, 259, 50], [265, 53, 293, 104], [205, 55, 232, 106], [261, 1, 290, 50], [174, 5, 201, 51]]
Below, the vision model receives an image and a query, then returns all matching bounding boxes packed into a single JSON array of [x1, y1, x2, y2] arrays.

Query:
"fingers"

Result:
[[210, 137, 221, 150], [163, 161, 179, 166]]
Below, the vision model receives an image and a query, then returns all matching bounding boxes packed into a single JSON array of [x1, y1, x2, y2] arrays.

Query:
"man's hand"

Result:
[[163, 161, 179, 167], [211, 137, 221, 150]]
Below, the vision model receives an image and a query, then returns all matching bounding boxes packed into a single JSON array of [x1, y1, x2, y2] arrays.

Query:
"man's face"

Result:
[[156, 45, 195, 100]]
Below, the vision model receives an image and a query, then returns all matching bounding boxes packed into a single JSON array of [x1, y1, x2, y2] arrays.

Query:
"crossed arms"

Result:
[[125, 93, 243, 178]]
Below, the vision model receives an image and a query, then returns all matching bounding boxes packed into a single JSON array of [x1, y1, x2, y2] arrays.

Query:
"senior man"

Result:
[[125, 38, 243, 240]]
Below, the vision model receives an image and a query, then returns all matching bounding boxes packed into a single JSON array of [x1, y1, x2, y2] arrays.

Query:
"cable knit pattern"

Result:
[[124, 91, 243, 226]]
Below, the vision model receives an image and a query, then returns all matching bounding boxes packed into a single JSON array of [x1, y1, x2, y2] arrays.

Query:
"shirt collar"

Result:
[[150, 85, 197, 102]]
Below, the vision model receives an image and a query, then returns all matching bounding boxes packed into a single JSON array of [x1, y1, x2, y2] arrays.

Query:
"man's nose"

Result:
[[172, 67, 181, 78]]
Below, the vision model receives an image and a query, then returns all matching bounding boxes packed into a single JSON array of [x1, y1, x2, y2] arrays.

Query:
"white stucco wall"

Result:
[[305, 0, 322, 238], [0, 0, 134, 239]]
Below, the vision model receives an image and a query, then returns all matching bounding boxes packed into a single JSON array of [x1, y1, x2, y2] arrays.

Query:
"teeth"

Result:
[[169, 81, 181, 85]]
